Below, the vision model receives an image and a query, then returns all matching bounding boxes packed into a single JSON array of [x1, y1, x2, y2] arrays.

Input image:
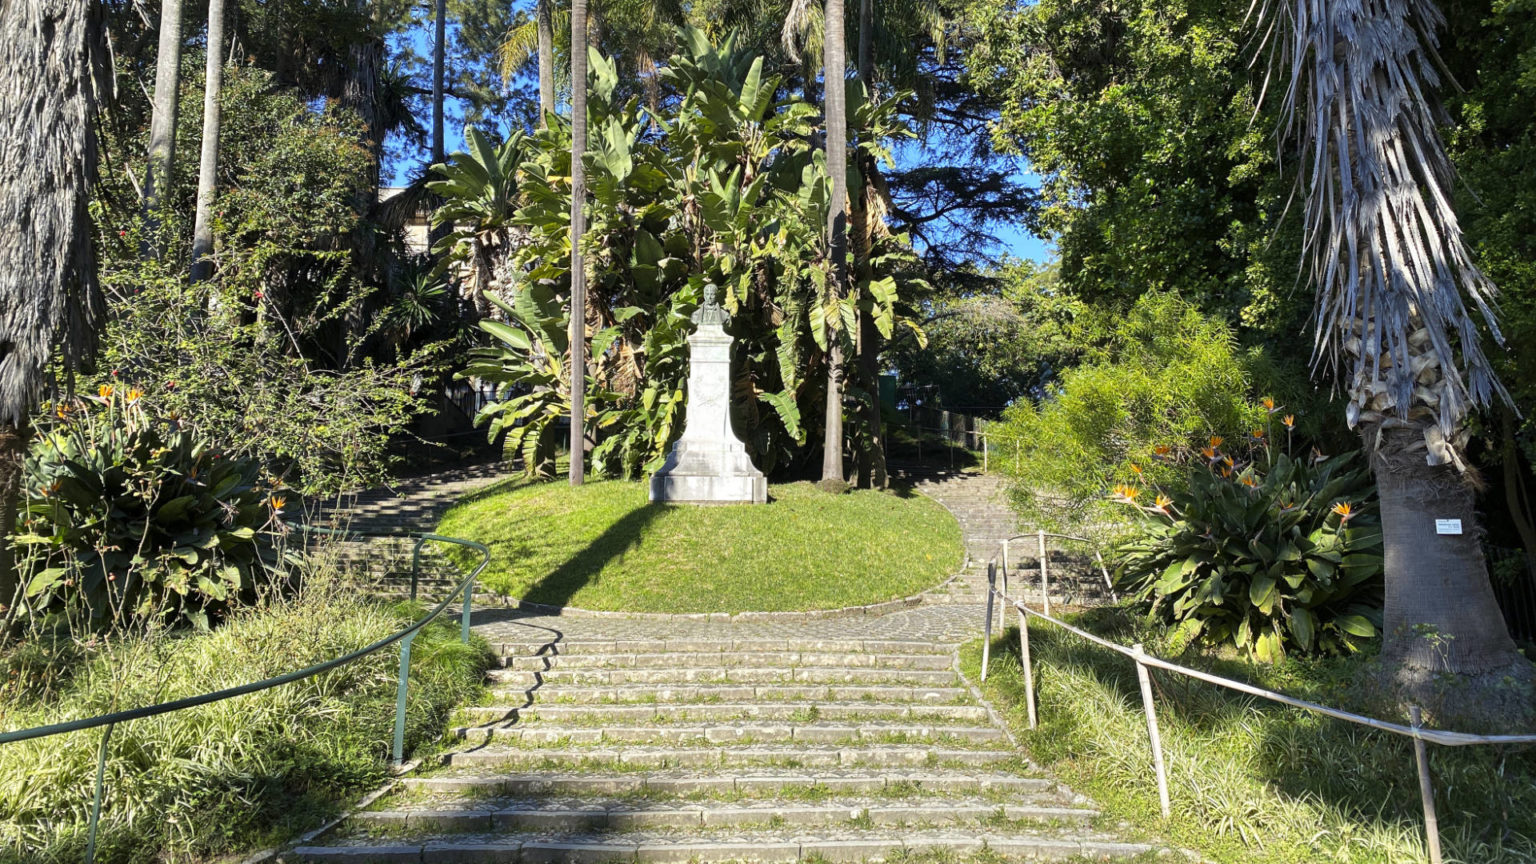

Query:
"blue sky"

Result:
[[384, 25, 1052, 267]]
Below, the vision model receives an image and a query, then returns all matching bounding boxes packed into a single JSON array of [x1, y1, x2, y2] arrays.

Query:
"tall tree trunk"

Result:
[[190, 0, 226, 283], [1370, 423, 1531, 716], [432, 0, 445, 165], [1501, 410, 1536, 582], [143, 0, 186, 250], [536, 0, 555, 122], [568, 0, 588, 486], [852, 0, 884, 489], [0, 0, 104, 618], [820, 0, 847, 489]]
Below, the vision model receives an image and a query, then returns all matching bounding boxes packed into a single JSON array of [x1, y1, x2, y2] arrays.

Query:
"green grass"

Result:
[[963, 608, 1536, 864], [436, 478, 964, 613], [0, 578, 493, 864]]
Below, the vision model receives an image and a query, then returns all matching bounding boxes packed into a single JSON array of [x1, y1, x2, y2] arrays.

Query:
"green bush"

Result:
[[11, 388, 287, 630], [0, 581, 491, 863], [995, 292, 1263, 531], [1113, 433, 1383, 660]]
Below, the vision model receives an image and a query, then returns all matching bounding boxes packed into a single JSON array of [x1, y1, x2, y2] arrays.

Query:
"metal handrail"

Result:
[[0, 524, 488, 864]]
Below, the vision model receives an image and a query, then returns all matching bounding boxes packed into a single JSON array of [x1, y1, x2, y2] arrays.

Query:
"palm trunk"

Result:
[[0, 0, 104, 619], [190, 0, 226, 283], [568, 0, 588, 486], [1370, 423, 1530, 711], [820, 0, 847, 489], [536, 0, 555, 122], [143, 0, 185, 250]]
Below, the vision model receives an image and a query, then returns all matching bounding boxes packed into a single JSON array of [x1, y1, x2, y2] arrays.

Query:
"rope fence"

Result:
[[977, 559, 1536, 864]]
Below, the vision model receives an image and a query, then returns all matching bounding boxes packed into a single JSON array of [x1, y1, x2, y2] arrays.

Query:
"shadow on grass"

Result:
[[984, 608, 1536, 862], [519, 503, 662, 609]]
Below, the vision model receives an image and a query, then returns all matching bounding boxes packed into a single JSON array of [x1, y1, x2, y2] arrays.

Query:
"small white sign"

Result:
[[1435, 519, 1463, 535]]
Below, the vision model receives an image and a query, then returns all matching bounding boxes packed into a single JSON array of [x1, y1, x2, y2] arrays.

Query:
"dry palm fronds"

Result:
[[1251, 0, 1509, 467]]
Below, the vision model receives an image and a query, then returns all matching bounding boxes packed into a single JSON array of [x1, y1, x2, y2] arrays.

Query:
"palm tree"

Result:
[[1258, 0, 1533, 712], [143, 0, 185, 245], [819, 0, 849, 489], [0, 0, 104, 615], [499, 0, 684, 116], [537, 0, 555, 119], [568, 0, 589, 486], [191, 0, 228, 283], [432, 0, 446, 164]]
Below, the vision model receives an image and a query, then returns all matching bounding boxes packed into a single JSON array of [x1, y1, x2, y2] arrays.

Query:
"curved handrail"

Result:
[[0, 524, 489, 863], [989, 529, 1119, 610]]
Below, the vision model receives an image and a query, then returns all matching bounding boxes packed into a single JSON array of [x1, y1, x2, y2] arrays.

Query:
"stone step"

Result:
[[485, 668, 957, 687], [442, 745, 1020, 770], [493, 684, 971, 705], [293, 831, 1155, 862], [399, 771, 1056, 798], [498, 652, 954, 671], [453, 722, 1009, 747], [347, 800, 1098, 833], [494, 640, 955, 657], [455, 702, 992, 725]]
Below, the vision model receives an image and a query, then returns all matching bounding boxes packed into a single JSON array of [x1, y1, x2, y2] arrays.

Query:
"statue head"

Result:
[[691, 281, 729, 326]]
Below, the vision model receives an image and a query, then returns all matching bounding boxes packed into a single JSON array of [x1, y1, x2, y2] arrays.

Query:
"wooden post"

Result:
[[1018, 605, 1037, 729], [981, 563, 996, 681], [1132, 643, 1171, 819], [1038, 530, 1051, 616], [1410, 706, 1443, 864]]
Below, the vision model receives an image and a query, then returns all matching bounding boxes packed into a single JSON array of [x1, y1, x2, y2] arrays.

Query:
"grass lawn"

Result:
[[436, 478, 964, 613], [963, 608, 1536, 864]]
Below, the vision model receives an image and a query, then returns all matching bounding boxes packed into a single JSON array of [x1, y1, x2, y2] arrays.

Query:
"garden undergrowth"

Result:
[[0, 574, 493, 863], [962, 607, 1536, 864]]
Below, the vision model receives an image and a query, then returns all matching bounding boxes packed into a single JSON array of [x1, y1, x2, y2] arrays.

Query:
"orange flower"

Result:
[[1152, 494, 1173, 514], [126, 388, 144, 403], [1208, 436, 1224, 449], [1201, 446, 1217, 461], [1221, 466, 1233, 478], [1110, 484, 1142, 504], [1130, 463, 1143, 476], [1282, 414, 1296, 429], [97, 384, 114, 400], [1278, 500, 1300, 513], [55, 403, 71, 419], [1331, 501, 1356, 522], [1222, 455, 1235, 468], [1240, 474, 1259, 488], [1251, 428, 1265, 439], [1262, 397, 1275, 412], [269, 495, 287, 511], [1153, 444, 1172, 456]]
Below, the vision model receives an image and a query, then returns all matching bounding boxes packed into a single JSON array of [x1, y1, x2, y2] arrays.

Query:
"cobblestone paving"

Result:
[[286, 465, 1157, 863]]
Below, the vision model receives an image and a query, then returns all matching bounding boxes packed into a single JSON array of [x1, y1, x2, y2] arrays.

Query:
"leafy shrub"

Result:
[[1113, 425, 1383, 660], [11, 387, 286, 630], [995, 292, 1263, 531], [0, 581, 491, 863]]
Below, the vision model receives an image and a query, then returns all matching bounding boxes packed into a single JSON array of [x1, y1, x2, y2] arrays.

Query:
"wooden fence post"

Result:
[[1019, 605, 1037, 730], [1410, 705, 1444, 864], [1132, 643, 1171, 819]]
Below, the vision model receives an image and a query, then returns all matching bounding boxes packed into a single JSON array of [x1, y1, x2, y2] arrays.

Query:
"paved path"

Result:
[[286, 464, 1154, 863]]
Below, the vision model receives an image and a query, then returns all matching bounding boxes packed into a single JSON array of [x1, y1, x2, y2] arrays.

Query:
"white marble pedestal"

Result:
[[649, 285, 768, 505]]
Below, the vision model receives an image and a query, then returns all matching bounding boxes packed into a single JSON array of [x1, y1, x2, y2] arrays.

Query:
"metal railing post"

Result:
[[981, 563, 996, 682], [1037, 530, 1051, 616], [1410, 706, 1444, 864], [983, 434, 989, 472], [460, 571, 476, 644], [392, 630, 419, 766], [1001, 539, 1011, 622], [1132, 643, 1171, 819], [1018, 605, 1037, 730], [85, 721, 115, 864], [410, 536, 426, 602]]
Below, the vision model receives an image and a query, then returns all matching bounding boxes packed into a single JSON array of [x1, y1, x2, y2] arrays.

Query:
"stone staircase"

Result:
[[287, 636, 1155, 862]]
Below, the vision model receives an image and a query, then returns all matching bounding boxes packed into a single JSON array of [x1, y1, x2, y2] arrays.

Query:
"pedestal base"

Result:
[[649, 441, 767, 505]]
